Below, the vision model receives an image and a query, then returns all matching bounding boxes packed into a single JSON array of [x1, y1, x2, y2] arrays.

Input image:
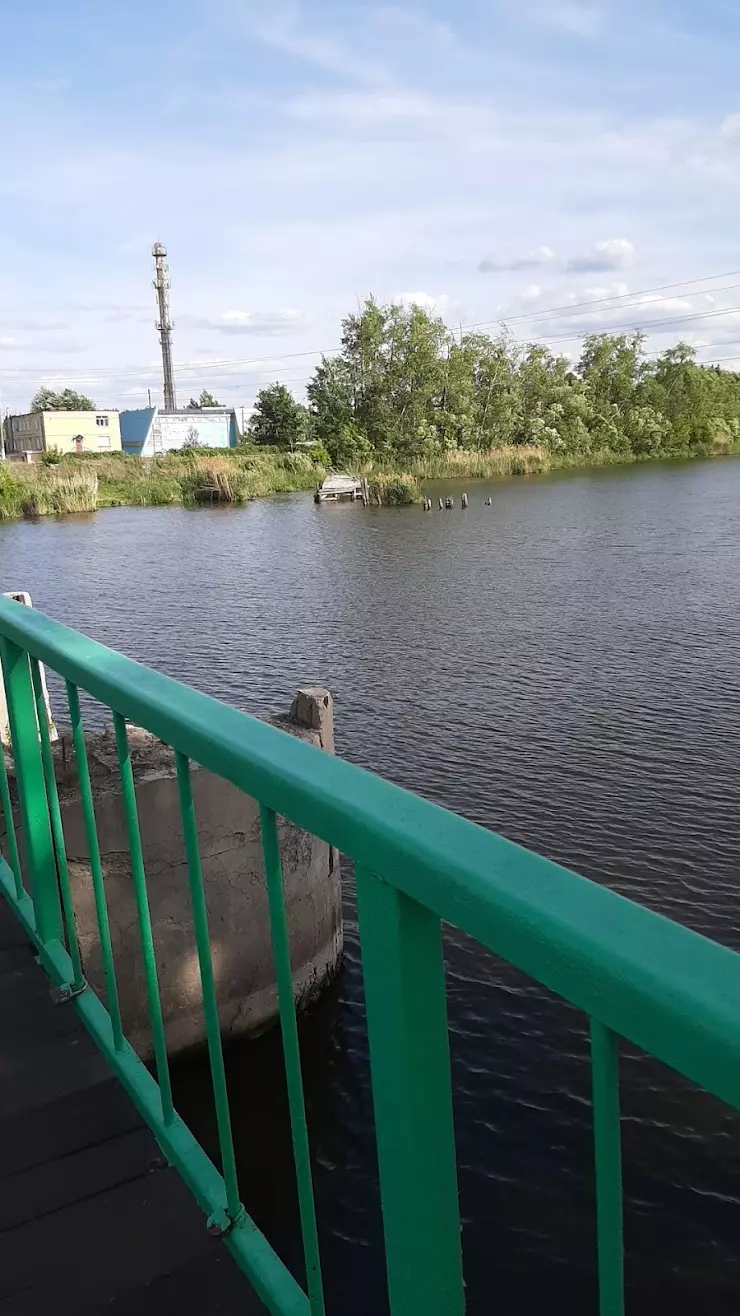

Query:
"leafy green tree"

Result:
[[186, 389, 221, 409], [248, 383, 307, 450], [276, 298, 740, 470], [31, 387, 96, 411], [307, 358, 354, 454]]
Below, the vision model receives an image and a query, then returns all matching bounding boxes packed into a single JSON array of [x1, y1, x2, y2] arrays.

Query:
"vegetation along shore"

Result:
[[3, 296, 740, 521]]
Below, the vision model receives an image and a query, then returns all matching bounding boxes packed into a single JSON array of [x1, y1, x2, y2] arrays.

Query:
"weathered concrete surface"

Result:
[[1, 689, 342, 1059]]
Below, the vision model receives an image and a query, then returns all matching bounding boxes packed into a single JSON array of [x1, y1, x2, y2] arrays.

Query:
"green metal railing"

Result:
[[1, 596, 740, 1316]]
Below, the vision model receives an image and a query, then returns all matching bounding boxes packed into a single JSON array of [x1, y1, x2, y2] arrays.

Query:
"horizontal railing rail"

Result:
[[1, 593, 740, 1316]]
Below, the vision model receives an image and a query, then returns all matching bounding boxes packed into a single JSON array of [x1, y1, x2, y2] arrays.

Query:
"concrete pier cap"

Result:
[[1, 678, 343, 1060]]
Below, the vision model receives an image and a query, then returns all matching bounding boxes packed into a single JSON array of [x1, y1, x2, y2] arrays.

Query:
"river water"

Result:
[[2, 459, 740, 1313]]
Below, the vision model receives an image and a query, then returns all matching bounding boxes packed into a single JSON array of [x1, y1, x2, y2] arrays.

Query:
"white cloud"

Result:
[[480, 245, 555, 273], [0, 317, 69, 333], [0, 336, 22, 349], [540, 2, 604, 36], [519, 284, 544, 303], [565, 238, 635, 273], [2, 0, 740, 414], [194, 309, 308, 335], [397, 291, 451, 313], [525, 288, 740, 341], [720, 114, 740, 144], [243, 4, 389, 87]]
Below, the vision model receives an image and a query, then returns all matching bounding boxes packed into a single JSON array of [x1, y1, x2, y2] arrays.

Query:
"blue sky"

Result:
[[3, 0, 740, 412]]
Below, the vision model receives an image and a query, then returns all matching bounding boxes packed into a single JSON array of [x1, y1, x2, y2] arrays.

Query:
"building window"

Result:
[[96, 415, 109, 427], [97, 437, 111, 450]]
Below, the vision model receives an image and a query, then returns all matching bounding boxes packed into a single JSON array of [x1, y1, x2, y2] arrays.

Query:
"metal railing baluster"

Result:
[[0, 636, 62, 943], [67, 682, 124, 1048], [175, 750, 241, 1220], [31, 660, 84, 990], [260, 805, 325, 1316], [355, 865, 465, 1316], [590, 1019, 624, 1316], [0, 720, 24, 900], [113, 711, 174, 1125]]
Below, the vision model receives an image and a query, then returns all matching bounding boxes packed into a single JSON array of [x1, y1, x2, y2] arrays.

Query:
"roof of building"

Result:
[[6, 408, 118, 420]]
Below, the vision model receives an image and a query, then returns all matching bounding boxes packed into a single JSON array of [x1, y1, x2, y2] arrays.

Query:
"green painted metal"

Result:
[[3, 597, 740, 1315], [1, 599, 739, 1111], [590, 1020, 624, 1316], [356, 866, 464, 1316], [0, 855, 308, 1316], [0, 724, 23, 900], [66, 681, 124, 1049], [260, 806, 325, 1316], [175, 750, 241, 1220], [31, 660, 84, 992], [113, 711, 174, 1126], [0, 634, 63, 944]]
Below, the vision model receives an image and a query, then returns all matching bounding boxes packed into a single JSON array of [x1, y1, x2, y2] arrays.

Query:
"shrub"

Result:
[[366, 472, 421, 505]]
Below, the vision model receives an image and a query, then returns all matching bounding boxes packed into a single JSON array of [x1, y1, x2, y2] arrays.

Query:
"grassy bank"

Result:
[[3, 439, 740, 523], [406, 445, 550, 480], [0, 448, 325, 521]]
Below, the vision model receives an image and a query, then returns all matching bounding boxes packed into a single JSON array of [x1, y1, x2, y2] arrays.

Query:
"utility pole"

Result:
[[152, 242, 176, 411]]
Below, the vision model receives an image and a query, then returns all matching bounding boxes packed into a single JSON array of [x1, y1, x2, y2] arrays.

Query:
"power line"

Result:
[[471, 269, 740, 331], [5, 267, 740, 388], [0, 346, 333, 380], [518, 302, 740, 348]]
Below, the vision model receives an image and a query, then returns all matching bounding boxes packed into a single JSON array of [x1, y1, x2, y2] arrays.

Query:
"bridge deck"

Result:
[[0, 902, 265, 1315]]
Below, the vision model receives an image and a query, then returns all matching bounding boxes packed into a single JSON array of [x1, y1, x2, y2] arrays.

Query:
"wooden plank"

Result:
[[0, 1128, 159, 1231], [79, 1252, 269, 1315], [0, 910, 30, 951], [0, 1167, 217, 1304], [0, 898, 265, 1314], [0, 991, 81, 1050], [0, 946, 38, 974], [0, 1029, 112, 1119], [0, 1077, 141, 1179]]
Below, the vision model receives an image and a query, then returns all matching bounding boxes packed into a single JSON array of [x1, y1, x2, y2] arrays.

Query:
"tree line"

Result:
[[247, 297, 740, 467], [28, 387, 221, 412]]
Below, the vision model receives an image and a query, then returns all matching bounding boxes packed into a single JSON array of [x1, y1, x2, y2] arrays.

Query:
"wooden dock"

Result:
[[0, 901, 265, 1315]]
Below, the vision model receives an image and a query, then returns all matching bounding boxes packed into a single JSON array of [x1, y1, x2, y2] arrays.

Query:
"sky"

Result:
[[3, 0, 740, 414]]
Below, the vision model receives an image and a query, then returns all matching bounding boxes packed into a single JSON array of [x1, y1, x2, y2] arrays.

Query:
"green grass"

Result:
[[365, 472, 421, 505], [0, 467, 99, 519], [406, 445, 551, 480], [0, 448, 325, 521], [3, 438, 740, 523]]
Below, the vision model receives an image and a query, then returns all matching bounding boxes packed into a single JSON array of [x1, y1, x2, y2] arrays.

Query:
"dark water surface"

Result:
[[3, 459, 740, 1312]]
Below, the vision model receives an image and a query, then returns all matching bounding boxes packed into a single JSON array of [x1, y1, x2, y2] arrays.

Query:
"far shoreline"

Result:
[[1, 442, 739, 525]]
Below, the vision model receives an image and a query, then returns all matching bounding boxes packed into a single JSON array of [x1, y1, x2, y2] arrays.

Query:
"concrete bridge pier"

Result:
[[1, 687, 343, 1061]]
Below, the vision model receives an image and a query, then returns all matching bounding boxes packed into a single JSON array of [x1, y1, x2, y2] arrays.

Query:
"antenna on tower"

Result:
[[152, 242, 176, 410]]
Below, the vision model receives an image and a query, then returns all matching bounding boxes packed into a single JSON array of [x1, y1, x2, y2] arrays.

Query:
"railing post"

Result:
[[590, 1020, 624, 1316], [0, 636, 63, 944], [260, 806, 326, 1316], [356, 867, 465, 1316]]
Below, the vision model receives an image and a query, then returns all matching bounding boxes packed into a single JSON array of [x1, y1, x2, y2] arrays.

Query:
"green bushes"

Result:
[[366, 473, 421, 505], [2, 467, 99, 518], [408, 446, 550, 480], [0, 467, 23, 520]]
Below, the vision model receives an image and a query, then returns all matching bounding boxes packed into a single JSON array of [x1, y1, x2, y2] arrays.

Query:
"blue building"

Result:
[[119, 406, 239, 456]]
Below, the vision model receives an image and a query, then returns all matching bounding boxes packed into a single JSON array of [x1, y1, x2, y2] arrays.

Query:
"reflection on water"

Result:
[[3, 458, 740, 1312]]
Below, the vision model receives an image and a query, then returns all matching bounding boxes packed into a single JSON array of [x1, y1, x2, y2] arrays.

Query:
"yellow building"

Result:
[[2, 410, 122, 461]]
